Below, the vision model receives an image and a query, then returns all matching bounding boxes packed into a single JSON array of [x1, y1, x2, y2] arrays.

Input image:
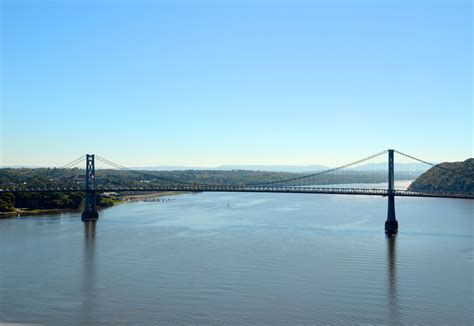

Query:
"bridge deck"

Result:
[[1, 186, 473, 199]]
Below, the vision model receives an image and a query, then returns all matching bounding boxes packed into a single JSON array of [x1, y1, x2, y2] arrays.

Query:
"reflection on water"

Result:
[[0, 192, 472, 324], [387, 235, 399, 324], [82, 221, 96, 322]]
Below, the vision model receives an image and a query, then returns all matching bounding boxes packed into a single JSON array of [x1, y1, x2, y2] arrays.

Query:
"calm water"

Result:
[[1, 189, 472, 324]]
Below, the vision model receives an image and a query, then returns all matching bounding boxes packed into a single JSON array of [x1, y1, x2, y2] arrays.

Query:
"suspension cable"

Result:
[[57, 155, 86, 169], [395, 150, 471, 177], [95, 155, 193, 185], [244, 150, 388, 186]]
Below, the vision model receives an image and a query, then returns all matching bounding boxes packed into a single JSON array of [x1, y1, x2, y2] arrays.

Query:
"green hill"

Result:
[[408, 158, 474, 192]]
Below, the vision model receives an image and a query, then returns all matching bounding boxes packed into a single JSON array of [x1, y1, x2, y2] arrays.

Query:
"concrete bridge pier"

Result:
[[82, 210, 98, 221], [81, 154, 99, 221], [385, 194, 398, 235]]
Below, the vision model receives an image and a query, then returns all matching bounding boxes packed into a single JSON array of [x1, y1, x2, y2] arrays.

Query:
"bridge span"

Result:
[[2, 149, 472, 234], [2, 185, 472, 200]]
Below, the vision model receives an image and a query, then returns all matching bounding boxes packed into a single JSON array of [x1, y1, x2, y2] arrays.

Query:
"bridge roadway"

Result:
[[1, 185, 473, 199]]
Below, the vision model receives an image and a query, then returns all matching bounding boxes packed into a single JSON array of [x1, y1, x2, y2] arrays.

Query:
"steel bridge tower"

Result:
[[385, 149, 398, 235], [81, 154, 99, 221]]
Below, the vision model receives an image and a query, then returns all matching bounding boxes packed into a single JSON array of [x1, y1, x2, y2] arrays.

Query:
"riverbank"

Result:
[[121, 191, 188, 203], [0, 191, 188, 218], [0, 207, 81, 218]]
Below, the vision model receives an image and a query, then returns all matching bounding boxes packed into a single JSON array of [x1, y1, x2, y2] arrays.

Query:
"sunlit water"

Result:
[[0, 184, 472, 324]]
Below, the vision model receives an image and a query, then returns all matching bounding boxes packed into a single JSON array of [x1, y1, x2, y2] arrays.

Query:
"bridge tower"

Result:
[[81, 154, 99, 221], [385, 149, 398, 235]]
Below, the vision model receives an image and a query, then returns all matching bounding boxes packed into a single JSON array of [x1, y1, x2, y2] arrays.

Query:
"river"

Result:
[[0, 186, 472, 324]]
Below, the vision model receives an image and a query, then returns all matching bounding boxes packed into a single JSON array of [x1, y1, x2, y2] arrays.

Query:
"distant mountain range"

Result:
[[132, 164, 330, 172], [0, 165, 42, 169], [133, 162, 430, 172], [1, 162, 431, 173]]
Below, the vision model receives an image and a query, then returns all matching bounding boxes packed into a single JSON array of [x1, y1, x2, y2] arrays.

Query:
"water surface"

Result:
[[0, 191, 472, 324]]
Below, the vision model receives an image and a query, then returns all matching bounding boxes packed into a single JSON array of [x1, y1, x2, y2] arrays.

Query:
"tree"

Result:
[[0, 193, 15, 212]]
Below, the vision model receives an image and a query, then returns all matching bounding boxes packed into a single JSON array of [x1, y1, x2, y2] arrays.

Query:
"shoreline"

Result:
[[0, 191, 189, 219], [0, 208, 81, 218], [120, 191, 189, 203]]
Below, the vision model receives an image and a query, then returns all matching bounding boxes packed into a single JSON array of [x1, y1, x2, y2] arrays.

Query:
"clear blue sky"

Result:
[[1, 0, 472, 167]]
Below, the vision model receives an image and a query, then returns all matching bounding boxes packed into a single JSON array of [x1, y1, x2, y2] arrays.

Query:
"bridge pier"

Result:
[[82, 210, 98, 221], [385, 150, 398, 235], [385, 194, 398, 235], [81, 154, 99, 221], [81, 191, 98, 221]]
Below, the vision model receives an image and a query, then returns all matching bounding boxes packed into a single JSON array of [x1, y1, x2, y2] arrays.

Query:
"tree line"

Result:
[[0, 167, 420, 212], [0, 192, 116, 213]]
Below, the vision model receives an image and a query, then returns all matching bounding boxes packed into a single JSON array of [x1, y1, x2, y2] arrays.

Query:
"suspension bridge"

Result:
[[1, 149, 472, 234]]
